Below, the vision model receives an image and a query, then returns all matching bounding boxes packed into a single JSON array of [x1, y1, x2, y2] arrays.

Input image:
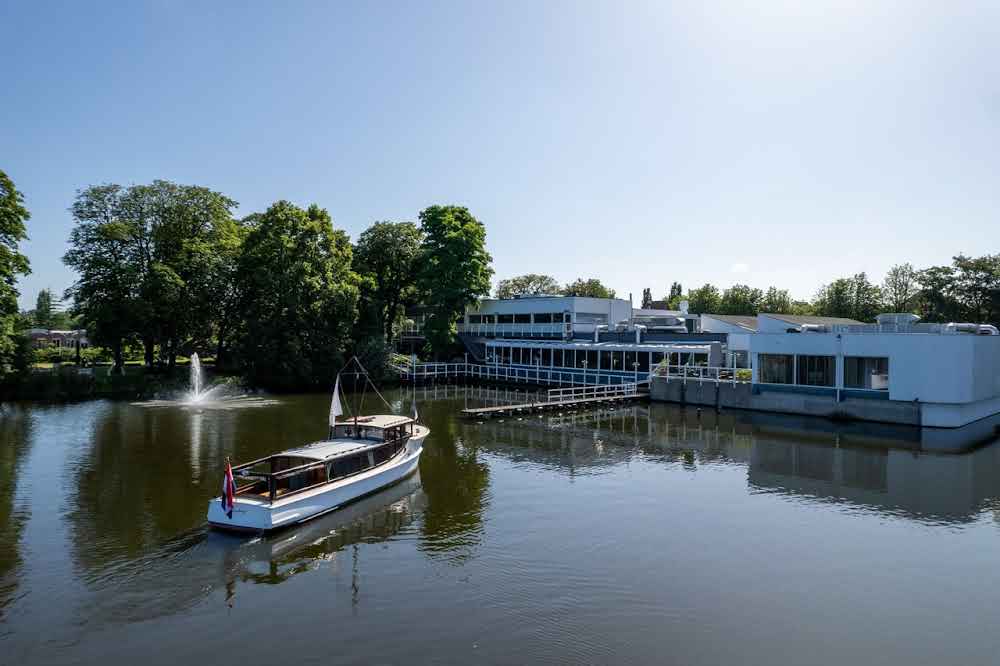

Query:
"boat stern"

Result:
[[207, 496, 273, 532]]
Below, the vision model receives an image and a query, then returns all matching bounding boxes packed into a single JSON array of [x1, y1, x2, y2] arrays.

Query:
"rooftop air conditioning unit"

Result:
[[876, 313, 921, 326]]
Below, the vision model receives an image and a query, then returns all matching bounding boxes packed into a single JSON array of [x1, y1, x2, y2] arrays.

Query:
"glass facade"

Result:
[[759, 354, 794, 384], [796, 355, 835, 387], [844, 357, 889, 389]]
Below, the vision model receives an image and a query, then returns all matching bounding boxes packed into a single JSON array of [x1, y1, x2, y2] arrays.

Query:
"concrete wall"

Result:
[[650, 376, 922, 427]]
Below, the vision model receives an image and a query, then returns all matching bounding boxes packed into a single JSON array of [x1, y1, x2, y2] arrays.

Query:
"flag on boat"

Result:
[[221, 460, 235, 519], [329, 375, 343, 428]]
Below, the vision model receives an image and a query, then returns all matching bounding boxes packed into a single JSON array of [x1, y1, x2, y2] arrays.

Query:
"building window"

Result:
[[497, 314, 514, 324], [796, 355, 835, 387], [541, 348, 552, 366], [482, 314, 495, 324], [575, 313, 608, 325], [844, 357, 889, 389], [514, 314, 531, 324], [534, 313, 552, 323], [468, 314, 482, 324], [759, 354, 794, 384]]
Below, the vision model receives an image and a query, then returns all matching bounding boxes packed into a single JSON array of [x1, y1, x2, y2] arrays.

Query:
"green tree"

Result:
[[719, 284, 763, 315], [915, 265, 959, 322], [882, 263, 919, 313], [561, 278, 616, 299], [236, 201, 359, 389], [641, 287, 653, 308], [813, 273, 882, 321], [34, 289, 53, 329], [0, 170, 31, 374], [761, 287, 793, 313], [495, 273, 560, 299], [354, 221, 423, 340], [416, 205, 493, 356], [686, 283, 721, 314], [951, 254, 1000, 323], [64, 184, 138, 372]]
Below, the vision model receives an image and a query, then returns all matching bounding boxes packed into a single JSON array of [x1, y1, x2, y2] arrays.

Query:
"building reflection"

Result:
[[0, 404, 34, 619], [434, 383, 1000, 525]]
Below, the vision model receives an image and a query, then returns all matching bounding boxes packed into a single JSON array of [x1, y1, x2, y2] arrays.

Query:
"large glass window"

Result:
[[468, 314, 482, 324], [586, 350, 598, 369], [576, 313, 609, 325], [844, 357, 889, 389], [759, 354, 794, 384], [514, 314, 531, 323], [541, 348, 552, 366], [796, 355, 835, 387], [638, 352, 650, 373], [482, 314, 495, 324], [534, 313, 552, 323], [625, 351, 636, 372], [497, 314, 514, 324]]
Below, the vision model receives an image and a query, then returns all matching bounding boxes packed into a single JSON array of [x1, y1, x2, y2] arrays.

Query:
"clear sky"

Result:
[[2, 1, 999, 309]]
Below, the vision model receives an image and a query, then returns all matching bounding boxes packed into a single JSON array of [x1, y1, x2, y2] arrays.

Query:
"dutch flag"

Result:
[[221, 460, 236, 519]]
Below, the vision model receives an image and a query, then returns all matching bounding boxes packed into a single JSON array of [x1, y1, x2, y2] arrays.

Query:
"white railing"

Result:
[[546, 382, 642, 402], [651, 363, 751, 385], [393, 360, 648, 386]]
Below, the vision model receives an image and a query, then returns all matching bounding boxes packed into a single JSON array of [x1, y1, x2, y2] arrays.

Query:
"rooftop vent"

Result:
[[876, 313, 921, 326]]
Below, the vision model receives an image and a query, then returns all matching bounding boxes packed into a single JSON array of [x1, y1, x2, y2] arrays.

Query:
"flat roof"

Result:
[[702, 314, 758, 331], [761, 313, 862, 326]]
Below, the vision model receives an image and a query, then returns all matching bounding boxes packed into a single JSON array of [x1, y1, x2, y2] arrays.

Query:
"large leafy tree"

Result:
[[719, 284, 763, 315], [236, 201, 359, 389], [354, 221, 423, 340], [686, 283, 721, 314], [64, 181, 238, 369], [416, 205, 493, 356], [813, 273, 882, 321], [64, 184, 139, 372], [761, 287, 793, 314], [882, 263, 919, 313], [495, 273, 560, 299], [0, 170, 31, 374], [561, 278, 616, 299], [640, 288, 653, 308]]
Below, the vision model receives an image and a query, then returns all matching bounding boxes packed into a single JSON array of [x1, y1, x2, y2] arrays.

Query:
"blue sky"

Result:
[[3, 1, 999, 309]]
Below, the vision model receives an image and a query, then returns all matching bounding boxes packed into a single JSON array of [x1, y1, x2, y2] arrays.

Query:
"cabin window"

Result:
[[759, 354, 795, 384], [796, 355, 835, 387], [844, 357, 889, 389]]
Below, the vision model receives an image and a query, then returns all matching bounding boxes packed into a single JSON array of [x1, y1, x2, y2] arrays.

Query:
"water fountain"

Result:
[[185, 353, 223, 404]]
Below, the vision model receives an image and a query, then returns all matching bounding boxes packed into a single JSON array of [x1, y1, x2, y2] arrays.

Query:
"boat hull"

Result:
[[207, 436, 424, 533]]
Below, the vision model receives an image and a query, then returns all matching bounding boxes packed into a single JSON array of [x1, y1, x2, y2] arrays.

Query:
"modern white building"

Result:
[[459, 295, 633, 340]]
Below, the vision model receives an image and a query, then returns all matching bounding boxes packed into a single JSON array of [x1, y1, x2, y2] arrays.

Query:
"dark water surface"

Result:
[[3, 385, 1000, 665]]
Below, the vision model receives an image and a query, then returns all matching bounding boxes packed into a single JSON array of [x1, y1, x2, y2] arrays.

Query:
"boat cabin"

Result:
[[229, 415, 416, 503]]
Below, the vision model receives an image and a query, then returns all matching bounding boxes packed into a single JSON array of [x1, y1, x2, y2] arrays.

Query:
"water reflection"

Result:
[[0, 405, 34, 621], [422, 383, 1000, 525]]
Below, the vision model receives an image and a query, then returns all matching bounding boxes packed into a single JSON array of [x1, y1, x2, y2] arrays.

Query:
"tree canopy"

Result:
[[416, 205, 493, 356], [495, 273, 560, 299], [0, 170, 31, 373], [354, 221, 423, 340], [236, 201, 359, 389], [561, 278, 616, 299]]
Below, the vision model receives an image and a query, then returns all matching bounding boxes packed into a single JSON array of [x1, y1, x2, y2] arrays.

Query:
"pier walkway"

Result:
[[460, 382, 648, 418]]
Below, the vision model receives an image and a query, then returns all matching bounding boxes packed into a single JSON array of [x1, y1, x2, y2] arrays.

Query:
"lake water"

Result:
[[3, 385, 1000, 665]]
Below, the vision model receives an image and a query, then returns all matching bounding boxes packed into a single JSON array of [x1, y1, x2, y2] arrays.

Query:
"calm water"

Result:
[[3, 385, 1000, 665]]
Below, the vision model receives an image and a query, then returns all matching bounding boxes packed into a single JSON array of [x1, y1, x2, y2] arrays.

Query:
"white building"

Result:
[[459, 295, 633, 340], [743, 315, 1000, 428]]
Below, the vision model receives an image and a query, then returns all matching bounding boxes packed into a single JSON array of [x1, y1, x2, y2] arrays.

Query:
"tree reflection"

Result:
[[416, 396, 490, 564], [0, 405, 34, 619]]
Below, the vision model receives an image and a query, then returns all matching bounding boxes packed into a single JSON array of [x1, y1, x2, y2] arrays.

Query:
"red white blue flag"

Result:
[[221, 460, 236, 519]]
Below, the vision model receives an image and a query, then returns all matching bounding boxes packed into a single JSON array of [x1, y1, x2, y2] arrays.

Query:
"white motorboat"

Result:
[[208, 365, 428, 532]]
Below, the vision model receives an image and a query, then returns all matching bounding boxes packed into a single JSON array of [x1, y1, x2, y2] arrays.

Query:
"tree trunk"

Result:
[[113, 341, 125, 375], [143, 336, 155, 367], [167, 338, 177, 370]]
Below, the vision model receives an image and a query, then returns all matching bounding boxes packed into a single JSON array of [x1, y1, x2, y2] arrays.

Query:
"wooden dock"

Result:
[[460, 383, 648, 419]]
